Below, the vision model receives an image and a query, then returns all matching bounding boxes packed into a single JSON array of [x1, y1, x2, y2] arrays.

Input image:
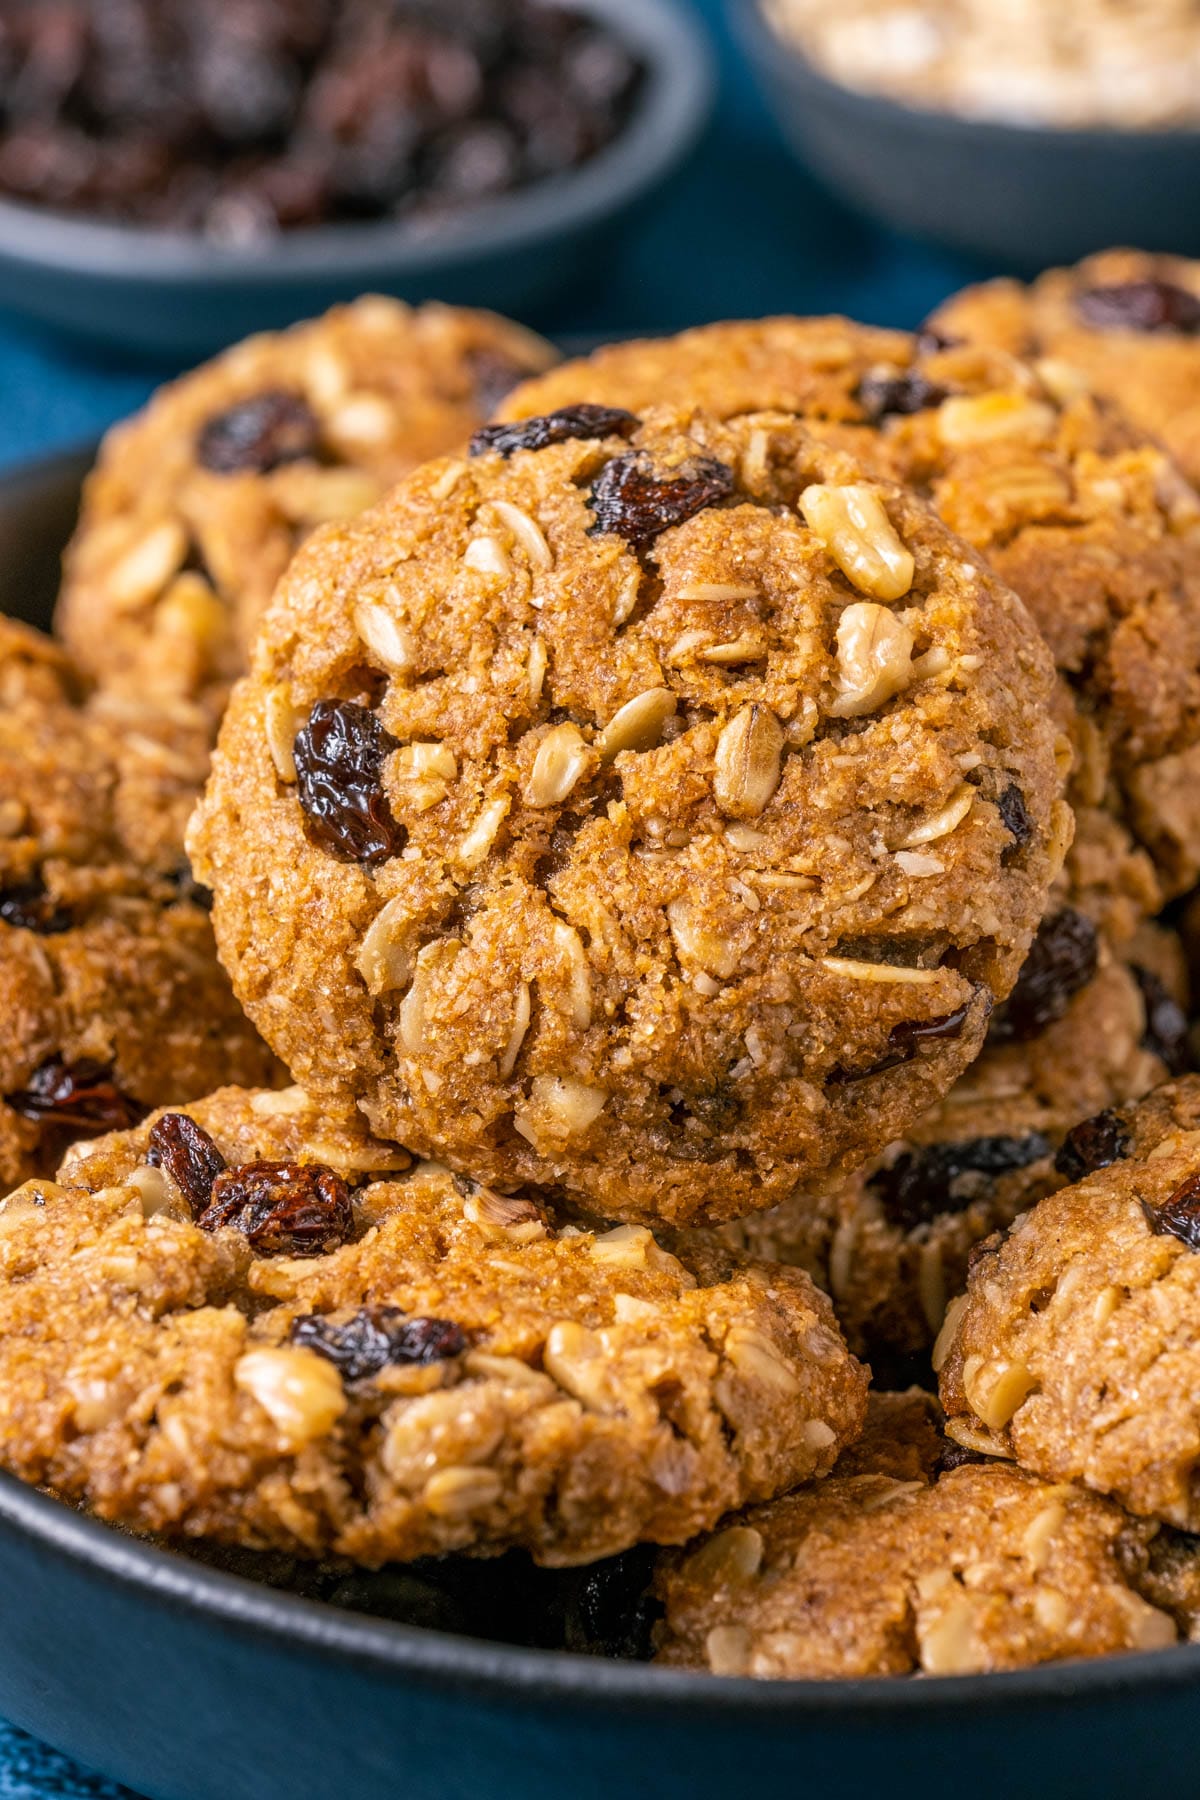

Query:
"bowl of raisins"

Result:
[[0, 0, 711, 355]]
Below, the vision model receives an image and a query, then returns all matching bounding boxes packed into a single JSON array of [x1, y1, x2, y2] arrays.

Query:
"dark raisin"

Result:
[[856, 368, 946, 423], [198, 1159, 353, 1256], [878, 1000, 976, 1067], [1143, 1169, 1200, 1251], [558, 1544, 660, 1660], [997, 783, 1033, 864], [5, 1057, 145, 1135], [420, 120, 521, 205], [0, 879, 72, 934], [830, 999, 976, 1084], [196, 389, 321, 474], [146, 1111, 227, 1215], [587, 453, 736, 554], [1131, 965, 1191, 1076], [470, 403, 638, 459], [1076, 280, 1200, 336], [292, 699, 405, 866], [290, 1305, 467, 1379], [1054, 1108, 1132, 1184], [938, 1439, 988, 1473], [0, 1, 644, 238], [867, 1133, 1052, 1232], [988, 909, 1099, 1044]]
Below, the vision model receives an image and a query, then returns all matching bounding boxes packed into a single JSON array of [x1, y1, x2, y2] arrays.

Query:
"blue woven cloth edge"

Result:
[[0, 1726, 137, 1800]]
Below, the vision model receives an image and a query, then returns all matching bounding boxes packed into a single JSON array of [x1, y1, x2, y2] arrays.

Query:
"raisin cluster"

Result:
[[146, 1111, 354, 1256], [0, 1, 643, 238]]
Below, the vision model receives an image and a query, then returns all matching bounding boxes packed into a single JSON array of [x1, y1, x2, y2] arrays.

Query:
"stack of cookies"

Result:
[[6, 261, 1200, 1682]]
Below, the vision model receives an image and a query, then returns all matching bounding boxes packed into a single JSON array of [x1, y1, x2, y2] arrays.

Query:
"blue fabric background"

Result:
[[0, 1, 995, 1792]]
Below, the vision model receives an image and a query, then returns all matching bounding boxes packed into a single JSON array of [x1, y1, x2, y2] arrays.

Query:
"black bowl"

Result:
[[730, 0, 1200, 271], [4, 449, 1200, 1800], [0, 0, 711, 358], [6, 1452, 1200, 1800]]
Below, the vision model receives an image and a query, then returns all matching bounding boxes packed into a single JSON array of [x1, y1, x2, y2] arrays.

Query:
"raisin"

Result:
[[421, 120, 521, 206], [196, 389, 321, 474], [470, 403, 638, 459], [559, 1544, 660, 1660], [0, 3, 644, 239], [198, 1159, 353, 1256], [146, 1111, 227, 1215], [292, 699, 405, 866], [5, 1057, 145, 1135], [856, 368, 946, 422], [587, 453, 736, 554], [988, 909, 1099, 1044], [867, 1133, 1052, 1232], [938, 1439, 987, 1474], [0, 879, 72, 934], [997, 783, 1033, 864], [1054, 1108, 1132, 1184], [878, 1000, 975, 1067], [1076, 280, 1200, 335], [1131, 965, 1190, 1076], [290, 1305, 467, 1379], [830, 999, 975, 1083], [1143, 1169, 1200, 1251]]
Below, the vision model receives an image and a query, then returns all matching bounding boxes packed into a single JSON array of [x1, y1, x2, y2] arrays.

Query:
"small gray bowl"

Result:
[[731, 0, 1200, 271], [0, 0, 711, 358]]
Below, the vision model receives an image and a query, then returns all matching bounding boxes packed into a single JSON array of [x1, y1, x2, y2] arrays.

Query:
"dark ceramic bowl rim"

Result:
[[6, 1465, 1200, 1714], [2, 446, 1200, 1726], [0, 0, 711, 286], [731, 0, 1200, 147]]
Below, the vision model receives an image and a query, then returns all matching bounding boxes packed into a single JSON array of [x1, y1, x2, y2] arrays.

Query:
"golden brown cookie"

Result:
[[653, 1391, 1189, 1678], [59, 297, 556, 719], [0, 620, 278, 1189], [0, 1085, 867, 1567], [190, 404, 1065, 1228], [939, 1076, 1200, 1528], [932, 250, 1200, 487], [717, 915, 1190, 1359], [502, 315, 1200, 906]]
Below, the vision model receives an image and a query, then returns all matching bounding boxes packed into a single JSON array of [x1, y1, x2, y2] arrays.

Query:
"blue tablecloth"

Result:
[[0, 3, 995, 1794]]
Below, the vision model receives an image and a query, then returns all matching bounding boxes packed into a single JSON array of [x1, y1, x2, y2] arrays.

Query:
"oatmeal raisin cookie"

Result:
[[932, 250, 1200, 487], [58, 297, 556, 719], [0, 618, 278, 1189], [939, 1076, 1200, 1529], [654, 1391, 1191, 1678], [503, 316, 1200, 905], [717, 916, 1190, 1358], [0, 1086, 867, 1567], [190, 404, 1065, 1228]]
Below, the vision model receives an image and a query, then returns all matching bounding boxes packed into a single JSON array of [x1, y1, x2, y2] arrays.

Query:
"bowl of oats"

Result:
[[733, 0, 1200, 266]]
